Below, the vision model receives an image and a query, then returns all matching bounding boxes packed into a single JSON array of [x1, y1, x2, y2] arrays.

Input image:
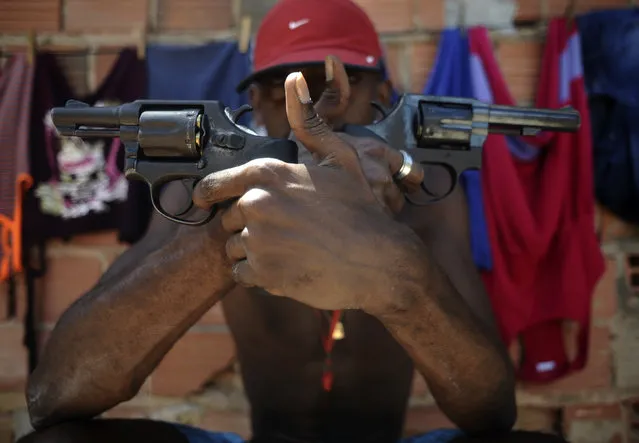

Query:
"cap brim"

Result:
[[235, 47, 381, 92]]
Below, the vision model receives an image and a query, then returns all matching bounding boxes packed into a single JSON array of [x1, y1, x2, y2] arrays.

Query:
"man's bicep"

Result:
[[398, 185, 500, 334]]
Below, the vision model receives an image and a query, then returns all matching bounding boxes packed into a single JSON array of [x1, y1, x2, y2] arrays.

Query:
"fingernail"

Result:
[[325, 56, 334, 82], [294, 72, 312, 104]]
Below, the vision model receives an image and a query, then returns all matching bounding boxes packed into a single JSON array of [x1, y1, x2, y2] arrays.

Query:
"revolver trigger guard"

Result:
[[404, 162, 458, 206], [149, 181, 217, 226]]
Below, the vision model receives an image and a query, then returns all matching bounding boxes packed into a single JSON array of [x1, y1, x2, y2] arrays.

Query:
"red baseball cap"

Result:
[[235, 0, 384, 92]]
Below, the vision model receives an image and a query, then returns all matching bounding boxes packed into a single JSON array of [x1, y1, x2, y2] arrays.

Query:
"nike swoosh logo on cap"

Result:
[[288, 19, 310, 30]]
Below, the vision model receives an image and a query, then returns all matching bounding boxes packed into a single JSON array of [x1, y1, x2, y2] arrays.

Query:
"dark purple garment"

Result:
[[24, 48, 151, 246]]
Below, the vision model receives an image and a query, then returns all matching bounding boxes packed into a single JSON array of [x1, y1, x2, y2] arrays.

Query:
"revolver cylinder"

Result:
[[138, 109, 204, 158]]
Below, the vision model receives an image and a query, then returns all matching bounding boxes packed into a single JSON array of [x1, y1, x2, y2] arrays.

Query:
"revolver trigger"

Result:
[[228, 104, 253, 123], [65, 99, 90, 108], [172, 179, 196, 217]]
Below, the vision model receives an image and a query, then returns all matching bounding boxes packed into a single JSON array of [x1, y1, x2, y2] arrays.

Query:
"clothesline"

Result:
[[0, 25, 550, 53], [0, 48, 127, 57]]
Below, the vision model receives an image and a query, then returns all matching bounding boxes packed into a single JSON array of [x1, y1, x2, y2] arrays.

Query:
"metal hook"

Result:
[[458, 0, 467, 31]]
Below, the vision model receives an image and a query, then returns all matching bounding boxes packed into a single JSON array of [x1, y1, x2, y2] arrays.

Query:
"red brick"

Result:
[[353, 0, 416, 33], [382, 43, 401, 89], [67, 230, 121, 247], [101, 404, 150, 419], [39, 253, 105, 324], [0, 412, 14, 443], [576, 0, 633, 13], [0, 0, 61, 32], [515, 407, 559, 433], [514, 0, 544, 22], [546, 0, 572, 19], [564, 403, 622, 421], [150, 331, 236, 396], [403, 406, 454, 437], [563, 403, 624, 443], [54, 52, 90, 98], [415, 0, 446, 31], [520, 326, 612, 395], [157, 0, 233, 32], [92, 52, 122, 93], [36, 330, 51, 359], [410, 41, 438, 93], [596, 204, 639, 241], [64, 0, 149, 32], [410, 370, 429, 397], [495, 39, 543, 105], [592, 258, 618, 321], [0, 276, 28, 321], [199, 410, 251, 437], [198, 304, 227, 326], [516, 0, 631, 21], [0, 322, 28, 391]]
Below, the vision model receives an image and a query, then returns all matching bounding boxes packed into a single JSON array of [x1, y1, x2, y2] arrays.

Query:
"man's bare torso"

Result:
[[222, 285, 415, 443]]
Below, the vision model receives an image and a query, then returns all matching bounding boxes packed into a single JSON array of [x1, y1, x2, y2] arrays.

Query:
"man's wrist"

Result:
[[360, 228, 431, 320]]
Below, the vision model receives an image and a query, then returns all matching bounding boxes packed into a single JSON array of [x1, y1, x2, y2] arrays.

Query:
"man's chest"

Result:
[[221, 286, 407, 362]]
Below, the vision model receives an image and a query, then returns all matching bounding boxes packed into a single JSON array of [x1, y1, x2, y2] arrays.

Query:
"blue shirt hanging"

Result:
[[146, 42, 251, 127]]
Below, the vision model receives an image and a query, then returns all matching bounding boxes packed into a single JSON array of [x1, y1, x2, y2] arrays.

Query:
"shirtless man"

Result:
[[20, 1, 518, 442]]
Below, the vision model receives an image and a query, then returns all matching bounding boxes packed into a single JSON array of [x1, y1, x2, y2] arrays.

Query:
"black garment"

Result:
[[24, 48, 151, 245]]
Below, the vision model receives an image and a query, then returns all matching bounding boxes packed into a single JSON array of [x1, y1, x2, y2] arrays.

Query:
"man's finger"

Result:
[[232, 260, 259, 288], [314, 56, 350, 126], [338, 133, 424, 194], [225, 230, 247, 261], [284, 72, 358, 168], [384, 182, 405, 214], [220, 201, 245, 232], [192, 159, 283, 209]]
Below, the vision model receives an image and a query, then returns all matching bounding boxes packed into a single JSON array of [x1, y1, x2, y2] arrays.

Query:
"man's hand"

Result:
[[295, 55, 423, 214], [192, 71, 425, 313]]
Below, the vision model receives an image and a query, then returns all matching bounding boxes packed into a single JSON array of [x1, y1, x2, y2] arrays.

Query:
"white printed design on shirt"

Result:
[[35, 102, 129, 219]]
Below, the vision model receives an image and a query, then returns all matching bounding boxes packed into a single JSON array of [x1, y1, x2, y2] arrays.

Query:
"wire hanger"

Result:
[[457, 0, 467, 32], [136, 26, 147, 60], [26, 30, 36, 65], [565, 0, 578, 27], [238, 16, 252, 53]]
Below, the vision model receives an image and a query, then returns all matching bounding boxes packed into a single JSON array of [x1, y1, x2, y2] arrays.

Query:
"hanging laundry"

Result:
[[19, 48, 149, 371], [577, 9, 639, 226], [146, 42, 251, 126], [24, 48, 150, 246], [468, 21, 604, 382], [0, 53, 34, 284], [422, 28, 492, 271]]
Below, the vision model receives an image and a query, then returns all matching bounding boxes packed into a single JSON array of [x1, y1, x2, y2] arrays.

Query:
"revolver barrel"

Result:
[[487, 104, 580, 136], [51, 105, 122, 136]]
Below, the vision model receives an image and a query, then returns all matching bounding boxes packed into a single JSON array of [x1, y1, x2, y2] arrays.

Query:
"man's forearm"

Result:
[[27, 222, 235, 429], [371, 255, 516, 435]]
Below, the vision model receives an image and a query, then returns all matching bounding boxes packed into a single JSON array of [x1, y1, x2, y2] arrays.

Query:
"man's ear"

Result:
[[376, 79, 393, 108], [248, 84, 264, 126]]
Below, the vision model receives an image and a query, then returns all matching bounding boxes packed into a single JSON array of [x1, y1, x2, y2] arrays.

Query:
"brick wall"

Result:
[[1, 0, 639, 442]]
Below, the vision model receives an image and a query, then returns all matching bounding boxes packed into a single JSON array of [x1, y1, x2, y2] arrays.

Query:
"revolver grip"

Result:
[[340, 123, 463, 204], [134, 138, 299, 226], [246, 138, 299, 164], [340, 124, 387, 143]]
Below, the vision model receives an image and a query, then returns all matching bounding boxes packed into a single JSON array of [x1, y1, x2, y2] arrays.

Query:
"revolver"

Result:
[[341, 94, 581, 203], [50, 100, 298, 226]]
